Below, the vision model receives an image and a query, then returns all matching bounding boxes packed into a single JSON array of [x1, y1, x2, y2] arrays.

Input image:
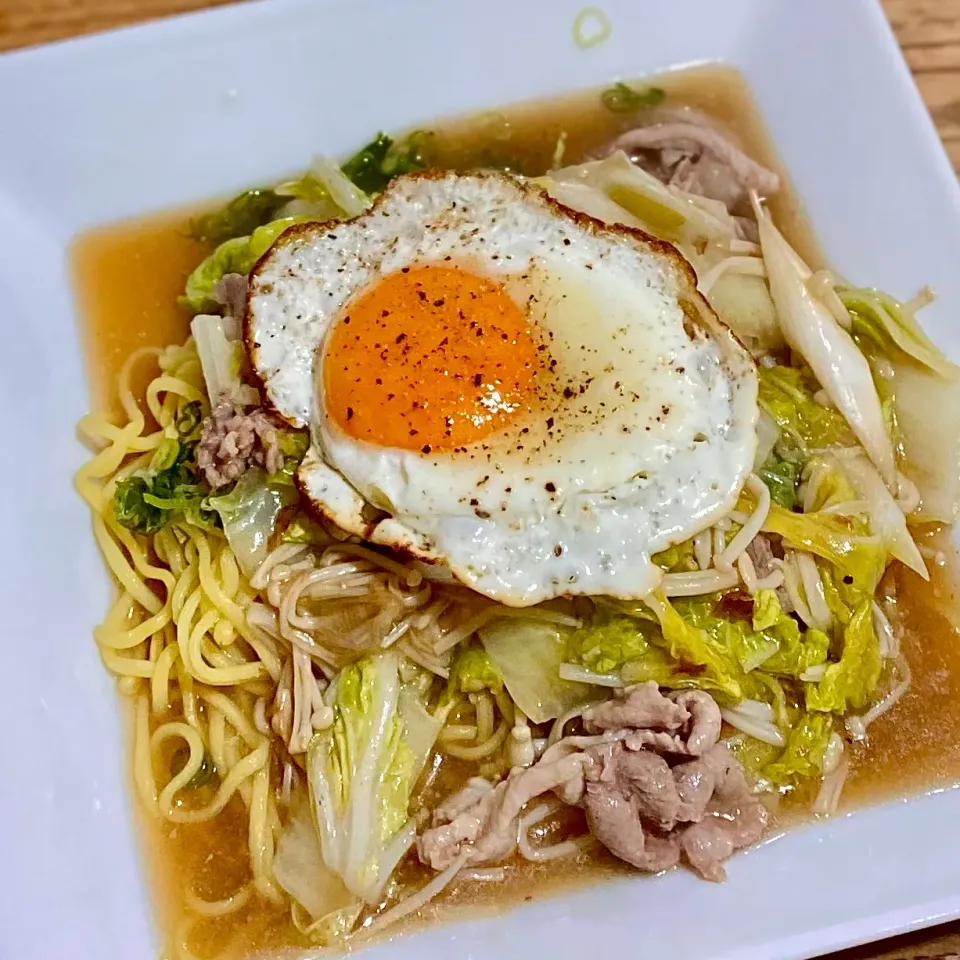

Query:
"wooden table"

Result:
[[1, 0, 958, 957]]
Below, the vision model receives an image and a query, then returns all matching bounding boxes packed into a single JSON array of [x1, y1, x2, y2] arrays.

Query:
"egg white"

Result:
[[247, 172, 758, 605]]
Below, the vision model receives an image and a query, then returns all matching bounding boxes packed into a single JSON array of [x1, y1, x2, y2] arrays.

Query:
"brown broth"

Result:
[[844, 537, 960, 806], [69, 64, 960, 960], [72, 209, 205, 417]]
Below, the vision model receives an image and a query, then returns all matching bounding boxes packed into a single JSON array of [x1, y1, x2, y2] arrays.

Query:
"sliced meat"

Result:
[[419, 685, 768, 885], [583, 681, 687, 734], [670, 691, 722, 756], [623, 728, 705, 755], [679, 749, 768, 882], [434, 777, 495, 823], [607, 748, 681, 830], [595, 106, 780, 216], [672, 743, 736, 822], [418, 785, 498, 871], [211, 272, 248, 322], [473, 751, 589, 866], [197, 394, 283, 489], [746, 534, 777, 578], [586, 683, 720, 757], [582, 780, 681, 873], [418, 747, 593, 870], [746, 534, 793, 612], [680, 818, 740, 882]]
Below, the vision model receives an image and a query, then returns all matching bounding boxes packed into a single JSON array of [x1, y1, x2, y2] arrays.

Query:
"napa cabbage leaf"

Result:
[[307, 653, 436, 903], [480, 620, 592, 723], [805, 602, 882, 713]]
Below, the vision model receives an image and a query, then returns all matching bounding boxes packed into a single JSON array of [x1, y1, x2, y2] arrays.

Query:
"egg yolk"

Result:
[[323, 264, 540, 452]]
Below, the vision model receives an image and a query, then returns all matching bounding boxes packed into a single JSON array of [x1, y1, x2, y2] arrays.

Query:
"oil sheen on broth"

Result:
[[70, 64, 960, 959]]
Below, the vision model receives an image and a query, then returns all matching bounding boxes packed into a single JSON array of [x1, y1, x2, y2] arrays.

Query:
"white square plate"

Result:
[[2, 1, 960, 958]]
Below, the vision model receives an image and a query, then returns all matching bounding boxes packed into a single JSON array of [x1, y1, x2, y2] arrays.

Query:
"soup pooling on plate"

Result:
[[72, 65, 960, 958]]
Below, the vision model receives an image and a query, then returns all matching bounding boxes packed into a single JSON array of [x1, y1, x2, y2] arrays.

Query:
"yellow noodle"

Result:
[[104, 513, 176, 593], [163, 741, 268, 824], [184, 884, 252, 919], [100, 646, 155, 678], [156, 527, 187, 578], [176, 657, 200, 730], [117, 347, 163, 420], [176, 589, 203, 675], [153, 721, 207, 812], [199, 689, 263, 749], [190, 607, 261, 686], [193, 533, 254, 636], [74, 419, 150, 503], [96, 603, 171, 651], [202, 638, 245, 671], [207, 707, 228, 775], [171, 565, 199, 621], [77, 415, 161, 453], [134, 695, 159, 815], [92, 516, 164, 614], [152, 643, 180, 714], [443, 720, 510, 761], [218, 548, 241, 600], [102, 590, 138, 630], [117, 675, 142, 697], [213, 618, 236, 647], [249, 760, 283, 902], [146, 375, 205, 422]]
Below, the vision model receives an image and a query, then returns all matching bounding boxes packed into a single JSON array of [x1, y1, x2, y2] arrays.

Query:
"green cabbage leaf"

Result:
[[445, 646, 504, 698], [340, 132, 431, 195], [204, 468, 298, 578], [756, 451, 803, 509], [113, 420, 212, 534], [189, 188, 285, 245], [181, 216, 308, 314]]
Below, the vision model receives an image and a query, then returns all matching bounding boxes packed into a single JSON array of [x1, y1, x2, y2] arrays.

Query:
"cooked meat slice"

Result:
[[433, 777, 495, 824], [473, 751, 589, 865], [588, 684, 720, 757], [679, 746, 768, 881], [583, 681, 687, 734], [419, 785, 498, 871], [622, 728, 703, 755], [607, 748, 681, 830], [670, 691, 722, 756], [582, 780, 681, 873], [746, 534, 777, 578], [747, 534, 794, 613], [419, 686, 766, 883], [680, 818, 738, 882], [672, 743, 735, 822], [595, 106, 779, 216], [418, 748, 593, 871], [197, 394, 283, 489], [211, 272, 248, 322]]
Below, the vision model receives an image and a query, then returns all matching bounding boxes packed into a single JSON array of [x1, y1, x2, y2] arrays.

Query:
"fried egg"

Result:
[[246, 172, 757, 606]]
